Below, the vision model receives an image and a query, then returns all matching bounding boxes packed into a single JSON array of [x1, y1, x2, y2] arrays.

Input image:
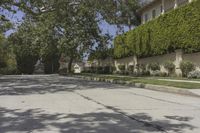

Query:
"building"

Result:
[[73, 63, 84, 73], [138, 0, 193, 24]]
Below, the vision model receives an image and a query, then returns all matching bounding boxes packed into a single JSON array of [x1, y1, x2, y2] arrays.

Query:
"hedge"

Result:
[[114, 0, 200, 59]]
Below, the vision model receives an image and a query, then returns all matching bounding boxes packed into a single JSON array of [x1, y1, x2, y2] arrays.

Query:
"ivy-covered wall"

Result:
[[114, 0, 200, 59]]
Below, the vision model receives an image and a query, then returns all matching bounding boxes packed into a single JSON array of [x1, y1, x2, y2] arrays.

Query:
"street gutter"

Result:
[[72, 75, 200, 98]]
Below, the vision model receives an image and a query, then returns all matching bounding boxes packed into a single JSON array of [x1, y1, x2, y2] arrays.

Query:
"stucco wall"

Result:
[[141, 0, 189, 24], [115, 56, 137, 71], [183, 52, 200, 70], [99, 50, 200, 76], [138, 53, 175, 65], [138, 53, 176, 73], [99, 57, 114, 67], [178, 0, 189, 6], [141, 0, 162, 24], [164, 0, 175, 11]]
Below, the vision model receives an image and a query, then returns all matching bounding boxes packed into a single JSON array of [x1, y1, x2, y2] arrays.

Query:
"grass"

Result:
[[77, 73, 200, 89]]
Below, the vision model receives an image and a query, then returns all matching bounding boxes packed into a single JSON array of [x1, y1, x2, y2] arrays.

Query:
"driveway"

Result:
[[0, 75, 200, 133]]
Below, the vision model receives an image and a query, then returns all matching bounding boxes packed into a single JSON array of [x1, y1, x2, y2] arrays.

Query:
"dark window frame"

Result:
[[152, 9, 156, 18]]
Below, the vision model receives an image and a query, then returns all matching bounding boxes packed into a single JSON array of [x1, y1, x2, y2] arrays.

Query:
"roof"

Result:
[[137, 0, 159, 14]]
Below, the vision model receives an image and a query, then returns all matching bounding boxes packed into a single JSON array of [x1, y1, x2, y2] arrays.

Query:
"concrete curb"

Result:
[[73, 75, 200, 98]]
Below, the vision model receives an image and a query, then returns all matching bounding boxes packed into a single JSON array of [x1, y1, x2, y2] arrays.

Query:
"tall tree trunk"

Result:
[[68, 57, 73, 73]]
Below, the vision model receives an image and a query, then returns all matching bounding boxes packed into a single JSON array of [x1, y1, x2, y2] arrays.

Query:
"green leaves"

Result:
[[114, 0, 200, 58], [96, 0, 140, 28]]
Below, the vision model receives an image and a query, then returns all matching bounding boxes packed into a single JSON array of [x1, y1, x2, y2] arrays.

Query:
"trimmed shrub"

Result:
[[118, 65, 126, 71], [97, 66, 103, 74], [16, 54, 38, 74], [0, 60, 7, 68], [180, 61, 195, 77], [150, 70, 167, 77], [148, 62, 160, 71], [114, 0, 200, 58], [59, 68, 68, 75], [151, 70, 161, 77], [128, 65, 134, 74], [164, 61, 175, 75], [103, 66, 110, 74], [136, 64, 146, 72], [112, 66, 116, 72], [188, 70, 200, 79], [0, 67, 18, 75], [134, 70, 150, 77]]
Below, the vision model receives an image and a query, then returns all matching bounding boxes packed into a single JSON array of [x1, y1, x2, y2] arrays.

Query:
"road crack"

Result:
[[74, 91, 167, 133]]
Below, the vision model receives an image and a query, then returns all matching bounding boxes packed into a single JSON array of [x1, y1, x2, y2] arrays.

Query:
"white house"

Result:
[[138, 0, 194, 24], [73, 63, 83, 73]]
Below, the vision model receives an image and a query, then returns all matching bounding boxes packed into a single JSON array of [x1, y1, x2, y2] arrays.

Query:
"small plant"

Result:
[[97, 66, 103, 74], [187, 70, 200, 79], [58, 68, 68, 75], [136, 64, 146, 72], [103, 66, 111, 74], [118, 65, 126, 71], [0, 67, 18, 75], [151, 70, 161, 77], [112, 66, 116, 72], [128, 65, 134, 73], [148, 62, 160, 71], [164, 61, 175, 75], [180, 61, 195, 77]]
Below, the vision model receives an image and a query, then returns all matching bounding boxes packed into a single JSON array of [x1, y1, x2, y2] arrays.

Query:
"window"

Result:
[[144, 13, 148, 22], [152, 9, 156, 18], [160, 5, 163, 13]]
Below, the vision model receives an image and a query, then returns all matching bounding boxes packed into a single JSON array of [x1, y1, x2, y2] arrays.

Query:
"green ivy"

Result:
[[114, 0, 200, 58]]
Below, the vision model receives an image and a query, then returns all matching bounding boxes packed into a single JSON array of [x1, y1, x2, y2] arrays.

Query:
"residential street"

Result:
[[0, 75, 200, 133]]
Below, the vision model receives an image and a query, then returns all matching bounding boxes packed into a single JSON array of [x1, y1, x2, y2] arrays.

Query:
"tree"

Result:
[[6, 0, 140, 74], [9, 21, 40, 74], [95, 0, 140, 31], [0, 34, 7, 68], [54, 0, 103, 72]]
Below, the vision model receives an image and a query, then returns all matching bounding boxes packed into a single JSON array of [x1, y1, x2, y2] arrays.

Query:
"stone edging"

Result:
[[72, 75, 200, 98]]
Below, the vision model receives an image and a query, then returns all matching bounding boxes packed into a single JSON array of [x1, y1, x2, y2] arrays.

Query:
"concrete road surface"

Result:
[[0, 75, 200, 133]]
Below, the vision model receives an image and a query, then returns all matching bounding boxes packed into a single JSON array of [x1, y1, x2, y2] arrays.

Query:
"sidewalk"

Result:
[[158, 79, 200, 84], [73, 74, 200, 98]]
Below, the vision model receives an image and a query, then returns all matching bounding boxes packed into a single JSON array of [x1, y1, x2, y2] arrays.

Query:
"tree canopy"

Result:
[[2, 0, 140, 74]]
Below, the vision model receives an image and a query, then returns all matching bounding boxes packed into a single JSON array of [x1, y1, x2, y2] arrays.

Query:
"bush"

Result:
[[0, 60, 7, 68], [82, 66, 114, 74], [0, 67, 18, 75], [133, 70, 150, 77], [97, 66, 103, 74], [58, 68, 68, 75], [136, 64, 146, 72], [42, 44, 60, 74], [112, 66, 116, 73], [103, 66, 111, 74], [114, 0, 200, 58], [164, 61, 175, 75], [188, 70, 200, 79], [16, 54, 38, 74], [151, 70, 161, 76], [118, 65, 126, 71], [151, 70, 167, 77], [148, 62, 160, 71], [128, 65, 134, 74], [180, 61, 195, 77]]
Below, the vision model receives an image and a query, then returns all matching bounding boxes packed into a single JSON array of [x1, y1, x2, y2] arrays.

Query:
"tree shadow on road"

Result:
[[0, 75, 127, 96], [0, 107, 196, 133]]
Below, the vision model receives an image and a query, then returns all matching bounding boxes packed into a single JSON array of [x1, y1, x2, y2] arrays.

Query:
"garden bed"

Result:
[[76, 73, 200, 89]]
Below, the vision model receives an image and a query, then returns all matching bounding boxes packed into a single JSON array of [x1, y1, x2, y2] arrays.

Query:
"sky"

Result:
[[2, 0, 150, 37], [3, 10, 24, 36], [2, 4, 131, 38]]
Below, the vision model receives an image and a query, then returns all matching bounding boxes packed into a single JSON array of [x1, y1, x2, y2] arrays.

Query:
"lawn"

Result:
[[77, 73, 200, 89]]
